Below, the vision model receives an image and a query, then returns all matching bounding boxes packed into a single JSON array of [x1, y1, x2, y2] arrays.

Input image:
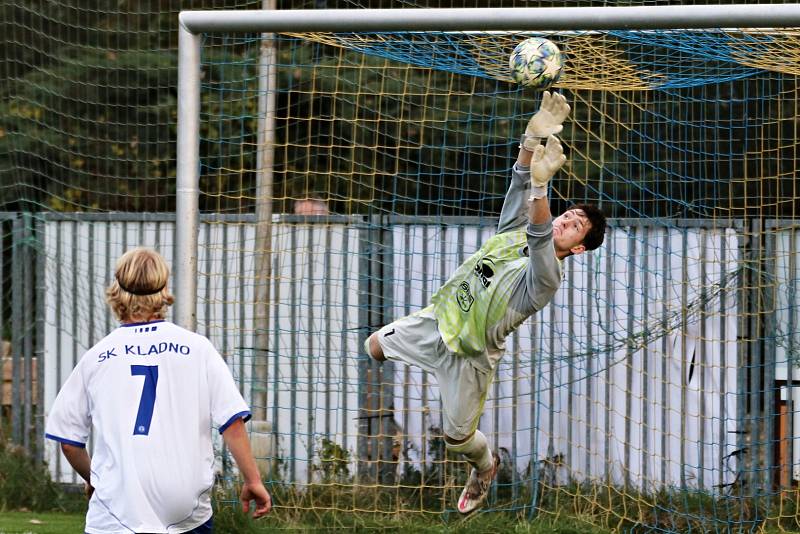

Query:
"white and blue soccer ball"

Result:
[[509, 37, 564, 89]]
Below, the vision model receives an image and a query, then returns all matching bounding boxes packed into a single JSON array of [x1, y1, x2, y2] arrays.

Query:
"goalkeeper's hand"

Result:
[[530, 135, 566, 198], [521, 91, 571, 152]]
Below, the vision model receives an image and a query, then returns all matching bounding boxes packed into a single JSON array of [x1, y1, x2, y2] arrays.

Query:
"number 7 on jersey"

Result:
[[131, 365, 159, 435]]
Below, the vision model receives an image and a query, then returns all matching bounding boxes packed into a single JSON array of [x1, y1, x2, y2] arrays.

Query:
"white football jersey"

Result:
[[45, 320, 250, 534]]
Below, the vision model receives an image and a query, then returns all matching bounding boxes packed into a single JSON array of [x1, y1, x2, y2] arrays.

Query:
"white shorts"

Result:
[[372, 310, 494, 440]]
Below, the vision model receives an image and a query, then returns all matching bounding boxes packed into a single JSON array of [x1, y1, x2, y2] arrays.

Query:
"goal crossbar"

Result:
[[179, 5, 800, 33]]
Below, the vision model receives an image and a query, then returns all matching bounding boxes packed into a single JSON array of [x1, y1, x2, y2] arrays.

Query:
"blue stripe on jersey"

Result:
[[167, 485, 214, 530], [45, 433, 86, 448], [218, 411, 252, 434], [120, 319, 165, 328]]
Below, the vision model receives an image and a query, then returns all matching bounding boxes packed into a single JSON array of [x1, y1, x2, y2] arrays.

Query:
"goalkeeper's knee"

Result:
[[364, 334, 385, 362]]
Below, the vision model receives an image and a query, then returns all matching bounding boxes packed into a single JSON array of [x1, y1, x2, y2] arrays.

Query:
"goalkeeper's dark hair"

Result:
[[569, 203, 606, 251]]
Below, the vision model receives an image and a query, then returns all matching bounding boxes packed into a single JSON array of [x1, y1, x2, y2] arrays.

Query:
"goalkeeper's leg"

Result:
[[446, 430, 499, 514], [364, 333, 386, 361], [438, 360, 499, 514]]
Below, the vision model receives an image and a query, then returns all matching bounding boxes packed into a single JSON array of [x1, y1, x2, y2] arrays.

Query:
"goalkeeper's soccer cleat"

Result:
[[457, 452, 500, 515]]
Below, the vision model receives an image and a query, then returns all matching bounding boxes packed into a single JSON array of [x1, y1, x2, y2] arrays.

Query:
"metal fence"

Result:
[[1, 213, 793, 493], [0, 213, 40, 460]]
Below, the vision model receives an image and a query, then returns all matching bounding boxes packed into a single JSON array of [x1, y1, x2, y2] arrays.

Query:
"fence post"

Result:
[[10, 216, 23, 445], [357, 221, 371, 481], [743, 218, 767, 494], [378, 222, 396, 485], [34, 214, 45, 465], [357, 216, 397, 485], [7, 214, 40, 457], [22, 213, 35, 455], [762, 220, 777, 495]]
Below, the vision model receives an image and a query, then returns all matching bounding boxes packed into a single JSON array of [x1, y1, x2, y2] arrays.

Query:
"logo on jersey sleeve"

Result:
[[456, 281, 474, 312]]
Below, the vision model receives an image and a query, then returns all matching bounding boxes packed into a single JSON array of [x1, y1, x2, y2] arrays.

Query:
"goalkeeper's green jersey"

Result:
[[429, 163, 563, 361]]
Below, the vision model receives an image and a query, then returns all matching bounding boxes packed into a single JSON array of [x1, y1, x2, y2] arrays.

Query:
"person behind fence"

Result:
[[364, 92, 607, 515], [44, 247, 271, 533]]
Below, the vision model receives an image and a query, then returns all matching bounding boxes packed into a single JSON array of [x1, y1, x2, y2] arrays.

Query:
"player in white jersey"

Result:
[[45, 247, 271, 533], [364, 92, 607, 514]]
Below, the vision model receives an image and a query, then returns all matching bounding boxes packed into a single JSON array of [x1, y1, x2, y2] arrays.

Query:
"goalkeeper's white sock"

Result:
[[446, 430, 494, 472]]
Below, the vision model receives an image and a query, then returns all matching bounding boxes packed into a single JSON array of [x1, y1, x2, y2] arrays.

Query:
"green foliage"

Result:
[[396, 425, 455, 511], [269, 41, 522, 216], [211, 486, 261, 534], [312, 437, 352, 483], [0, 439, 82, 513], [0, 47, 179, 211], [214, 480, 611, 533], [1, 25, 527, 215], [2, 1, 800, 219], [530, 480, 782, 534], [2, 447, 799, 534], [0, 1, 262, 213]]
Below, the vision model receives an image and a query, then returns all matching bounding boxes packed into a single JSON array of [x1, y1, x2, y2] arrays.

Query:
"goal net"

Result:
[[178, 10, 800, 529]]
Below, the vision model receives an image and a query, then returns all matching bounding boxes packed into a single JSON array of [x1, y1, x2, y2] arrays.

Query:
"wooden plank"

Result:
[[778, 399, 791, 490], [1, 357, 38, 405]]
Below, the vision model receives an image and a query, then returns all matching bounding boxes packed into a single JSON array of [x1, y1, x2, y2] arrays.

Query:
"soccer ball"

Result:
[[509, 37, 564, 89]]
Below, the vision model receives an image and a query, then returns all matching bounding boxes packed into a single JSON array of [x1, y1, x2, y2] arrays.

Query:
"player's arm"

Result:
[[206, 341, 272, 517], [222, 418, 272, 518], [60, 443, 94, 498], [45, 358, 93, 495], [498, 92, 570, 234], [522, 135, 567, 309], [61, 443, 90, 483]]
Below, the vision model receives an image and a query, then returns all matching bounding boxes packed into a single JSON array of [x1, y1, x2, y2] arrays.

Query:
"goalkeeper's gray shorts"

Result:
[[371, 309, 494, 441]]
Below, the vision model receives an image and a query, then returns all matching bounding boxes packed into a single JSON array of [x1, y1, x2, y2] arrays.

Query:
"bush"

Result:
[[0, 438, 61, 511], [0, 438, 87, 513]]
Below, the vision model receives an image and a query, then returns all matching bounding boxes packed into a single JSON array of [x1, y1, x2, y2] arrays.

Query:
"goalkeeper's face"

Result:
[[552, 208, 590, 256]]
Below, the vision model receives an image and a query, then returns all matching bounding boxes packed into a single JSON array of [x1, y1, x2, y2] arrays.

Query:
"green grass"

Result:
[[0, 511, 85, 534], [0, 510, 616, 534], [1, 438, 799, 534], [1, 508, 798, 534]]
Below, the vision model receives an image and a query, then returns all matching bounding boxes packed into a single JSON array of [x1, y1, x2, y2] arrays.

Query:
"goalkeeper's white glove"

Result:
[[530, 135, 566, 199], [520, 91, 571, 152]]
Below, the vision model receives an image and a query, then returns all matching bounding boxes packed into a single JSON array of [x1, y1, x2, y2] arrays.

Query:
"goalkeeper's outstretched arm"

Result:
[[519, 134, 567, 311], [497, 92, 570, 234]]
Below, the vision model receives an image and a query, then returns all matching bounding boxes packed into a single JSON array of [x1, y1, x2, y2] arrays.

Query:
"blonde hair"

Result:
[[106, 247, 174, 323]]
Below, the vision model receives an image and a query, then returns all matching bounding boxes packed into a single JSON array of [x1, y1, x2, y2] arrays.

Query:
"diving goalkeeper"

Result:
[[364, 92, 606, 514]]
